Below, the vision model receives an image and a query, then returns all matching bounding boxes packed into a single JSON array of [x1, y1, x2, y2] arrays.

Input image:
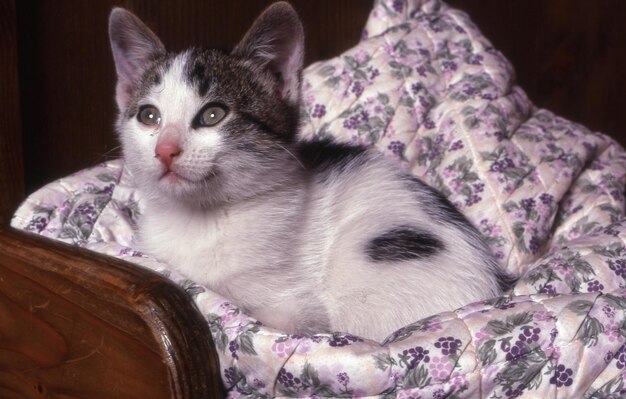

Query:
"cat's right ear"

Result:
[[232, 2, 304, 105], [109, 8, 165, 109]]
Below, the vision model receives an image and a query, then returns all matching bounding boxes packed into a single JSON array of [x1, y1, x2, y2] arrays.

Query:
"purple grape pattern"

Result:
[[228, 340, 239, 359], [277, 368, 302, 389], [311, 103, 326, 118], [25, 215, 49, 233], [549, 364, 574, 387], [586, 280, 604, 292], [615, 344, 626, 369], [434, 336, 462, 356], [388, 140, 406, 156], [399, 346, 431, 370], [328, 334, 362, 347], [608, 259, 626, 279]]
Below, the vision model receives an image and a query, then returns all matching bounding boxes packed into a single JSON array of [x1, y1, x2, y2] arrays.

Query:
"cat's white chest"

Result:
[[136, 198, 304, 308], [138, 205, 230, 285]]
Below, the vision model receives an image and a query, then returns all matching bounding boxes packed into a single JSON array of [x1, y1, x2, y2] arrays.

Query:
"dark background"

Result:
[[2, 0, 626, 220]]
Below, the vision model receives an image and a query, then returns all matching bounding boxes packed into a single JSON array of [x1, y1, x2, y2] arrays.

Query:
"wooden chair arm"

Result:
[[0, 227, 223, 398]]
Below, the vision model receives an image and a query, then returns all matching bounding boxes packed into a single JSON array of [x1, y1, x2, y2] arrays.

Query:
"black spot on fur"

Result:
[[403, 176, 518, 292], [188, 57, 211, 97], [367, 226, 444, 262], [297, 138, 367, 174]]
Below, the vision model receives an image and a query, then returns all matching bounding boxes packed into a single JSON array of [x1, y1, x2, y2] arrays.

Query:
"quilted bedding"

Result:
[[12, 0, 626, 397]]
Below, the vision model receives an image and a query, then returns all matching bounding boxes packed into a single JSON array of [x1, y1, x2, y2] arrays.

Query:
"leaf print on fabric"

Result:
[[604, 294, 626, 312], [576, 316, 605, 347], [568, 300, 595, 316], [384, 315, 440, 344], [277, 363, 353, 397], [482, 146, 535, 193], [584, 373, 626, 399], [559, 215, 602, 243], [521, 250, 598, 295], [448, 73, 498, 103], [441, 156, 483, 207], [115, 198, 141, 225], [180, 279, 206, 299], [58, 196, 111, 244], [494, 349, 550, 397], [339, 95, 396, 144], [398, 346, 431, 370], [502, 195, 555, 255], [477, 339, 497, 366], [478, 218, 508, 260], [226, 365, 272, 398], [403, 361, 431, 389], [208, 313, 229, 353], [24, 205, 55, 233], [235, 323, 260, 357], [224, 366, 243, 387], [373, 352, 397, 372], [593, 242, 626, 259], [487, 312, 534, 336], [416, 133, 449, 174], [460, 105, 482, 131], [96, 172, 119, 183]]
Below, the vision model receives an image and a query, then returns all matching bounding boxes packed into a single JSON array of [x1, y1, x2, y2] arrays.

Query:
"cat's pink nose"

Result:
[[155, 143, 182, 168]]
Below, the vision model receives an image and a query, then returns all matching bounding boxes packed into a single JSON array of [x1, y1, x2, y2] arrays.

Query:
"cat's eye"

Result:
[[194, 103, 228, 128], [137, 105, 161, 126]]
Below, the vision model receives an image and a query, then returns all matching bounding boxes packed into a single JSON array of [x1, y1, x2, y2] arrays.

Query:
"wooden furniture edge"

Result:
[[0, 227, 224, 398], [0, 0, 25, 225]]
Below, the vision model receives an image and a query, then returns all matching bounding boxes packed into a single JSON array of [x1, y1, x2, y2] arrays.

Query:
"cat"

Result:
[[108, 2, 514, 342]]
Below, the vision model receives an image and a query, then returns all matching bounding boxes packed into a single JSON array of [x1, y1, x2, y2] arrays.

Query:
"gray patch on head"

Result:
[[174, 47, 301, 148], [184, 48, 225, 98]]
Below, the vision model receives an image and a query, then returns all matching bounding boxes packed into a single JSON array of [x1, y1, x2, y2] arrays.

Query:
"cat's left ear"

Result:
[[109, 8, 166, 109], [232, 2, 304, 104]]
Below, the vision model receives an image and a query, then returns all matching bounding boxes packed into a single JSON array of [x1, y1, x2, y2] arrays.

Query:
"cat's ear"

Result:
[[109, 8, 165, 109], [232, 2, 304, 104]]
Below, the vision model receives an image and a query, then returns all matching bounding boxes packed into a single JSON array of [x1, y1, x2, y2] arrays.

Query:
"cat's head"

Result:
[[109, 2, 305, 207]]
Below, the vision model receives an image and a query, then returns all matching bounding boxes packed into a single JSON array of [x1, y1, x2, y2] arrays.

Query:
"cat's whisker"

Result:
[[276, 144, 305, 170], [99, 145, 123, 160]]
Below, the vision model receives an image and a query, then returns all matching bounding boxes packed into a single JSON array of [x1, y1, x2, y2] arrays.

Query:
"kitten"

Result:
[[108, 2, 513, 342]]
